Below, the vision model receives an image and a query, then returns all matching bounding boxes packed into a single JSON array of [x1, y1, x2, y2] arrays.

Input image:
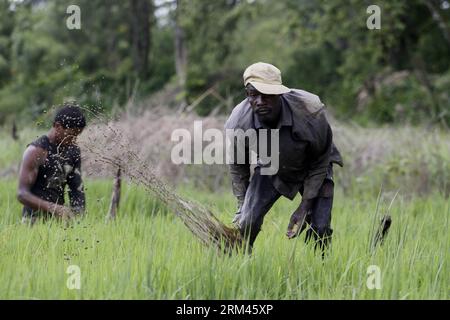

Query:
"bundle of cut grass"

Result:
[[80, 116, 243, 252]]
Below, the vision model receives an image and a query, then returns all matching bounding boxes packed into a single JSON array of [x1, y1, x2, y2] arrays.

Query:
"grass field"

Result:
[[0, 127, 448, 300], [0, 178, 448, 299]]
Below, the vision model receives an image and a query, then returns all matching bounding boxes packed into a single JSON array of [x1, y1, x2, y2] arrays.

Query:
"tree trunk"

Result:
[[413, 55, 441, 120], [130, 0, 152, 79], [174, 0, 188, 107], [424, 0, 450, 47]]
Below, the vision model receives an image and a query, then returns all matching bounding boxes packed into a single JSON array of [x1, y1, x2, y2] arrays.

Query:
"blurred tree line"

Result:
[[0, 0, 449, 126]]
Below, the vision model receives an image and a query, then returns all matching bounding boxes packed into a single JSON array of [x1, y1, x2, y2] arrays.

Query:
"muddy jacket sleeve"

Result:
[[302, 120, 333, 200], [228, 134, 251, 209], [229, 162, 250, 210]]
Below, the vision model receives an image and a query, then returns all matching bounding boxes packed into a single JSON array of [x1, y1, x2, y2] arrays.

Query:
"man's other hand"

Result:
[[286, 200, 312, 239]]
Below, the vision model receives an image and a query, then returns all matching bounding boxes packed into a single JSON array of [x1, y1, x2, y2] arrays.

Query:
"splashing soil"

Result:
[[79, 108, 243, 252]]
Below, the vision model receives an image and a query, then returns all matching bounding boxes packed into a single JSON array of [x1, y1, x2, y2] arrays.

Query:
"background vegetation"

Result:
[[0, 0, 449, 126]]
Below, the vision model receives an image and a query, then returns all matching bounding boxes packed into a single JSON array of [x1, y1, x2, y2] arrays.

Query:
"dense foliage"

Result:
[[0, 0, 449, 126]]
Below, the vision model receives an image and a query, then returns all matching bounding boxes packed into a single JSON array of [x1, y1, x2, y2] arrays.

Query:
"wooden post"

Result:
[[107, 167, 122, 219], [12, 120, 18, 141]]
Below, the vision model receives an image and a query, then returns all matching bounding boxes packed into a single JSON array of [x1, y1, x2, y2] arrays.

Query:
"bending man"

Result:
[[225, 62, 343, 254]]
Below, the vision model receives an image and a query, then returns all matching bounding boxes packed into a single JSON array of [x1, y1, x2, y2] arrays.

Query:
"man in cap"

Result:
[[225, 62, 343, 254], [17, 103, 86, 225]]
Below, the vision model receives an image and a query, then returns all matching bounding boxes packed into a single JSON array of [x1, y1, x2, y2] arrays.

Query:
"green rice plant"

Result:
[[0, 179, 448, 299]]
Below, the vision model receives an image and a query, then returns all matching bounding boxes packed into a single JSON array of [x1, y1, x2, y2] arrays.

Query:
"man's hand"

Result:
[[52, 204, 75, 221], [232, 213, 240, 227], [286, 199, 313, 239]]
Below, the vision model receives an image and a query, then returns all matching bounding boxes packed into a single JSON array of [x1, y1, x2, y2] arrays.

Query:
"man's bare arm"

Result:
[[17, 146, 68, 217]]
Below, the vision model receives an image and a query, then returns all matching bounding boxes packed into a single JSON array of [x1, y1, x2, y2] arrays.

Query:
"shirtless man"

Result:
[[17, 103, 86, 225]]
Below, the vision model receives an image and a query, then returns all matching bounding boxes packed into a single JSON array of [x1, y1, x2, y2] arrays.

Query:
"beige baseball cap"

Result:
[[243, 62, 291, 95]]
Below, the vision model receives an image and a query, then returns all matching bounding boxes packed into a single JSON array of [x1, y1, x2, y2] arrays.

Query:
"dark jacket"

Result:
[[225, 89, 343, 207]]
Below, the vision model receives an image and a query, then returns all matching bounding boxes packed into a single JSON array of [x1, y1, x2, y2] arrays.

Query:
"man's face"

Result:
[[54, 122, 83, 145], [246, 84, 282, 125]]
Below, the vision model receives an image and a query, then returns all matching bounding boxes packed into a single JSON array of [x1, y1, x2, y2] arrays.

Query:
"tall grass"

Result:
[[0, 118, 448, 299], [0, 179, 448, 299]]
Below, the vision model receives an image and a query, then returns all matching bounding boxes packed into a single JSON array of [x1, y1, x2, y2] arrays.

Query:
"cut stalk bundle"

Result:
[[81, 114, 242, 252]]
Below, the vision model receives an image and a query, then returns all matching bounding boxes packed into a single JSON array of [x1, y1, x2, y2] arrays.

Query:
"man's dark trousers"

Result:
[[236, 164, 334, 251]]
